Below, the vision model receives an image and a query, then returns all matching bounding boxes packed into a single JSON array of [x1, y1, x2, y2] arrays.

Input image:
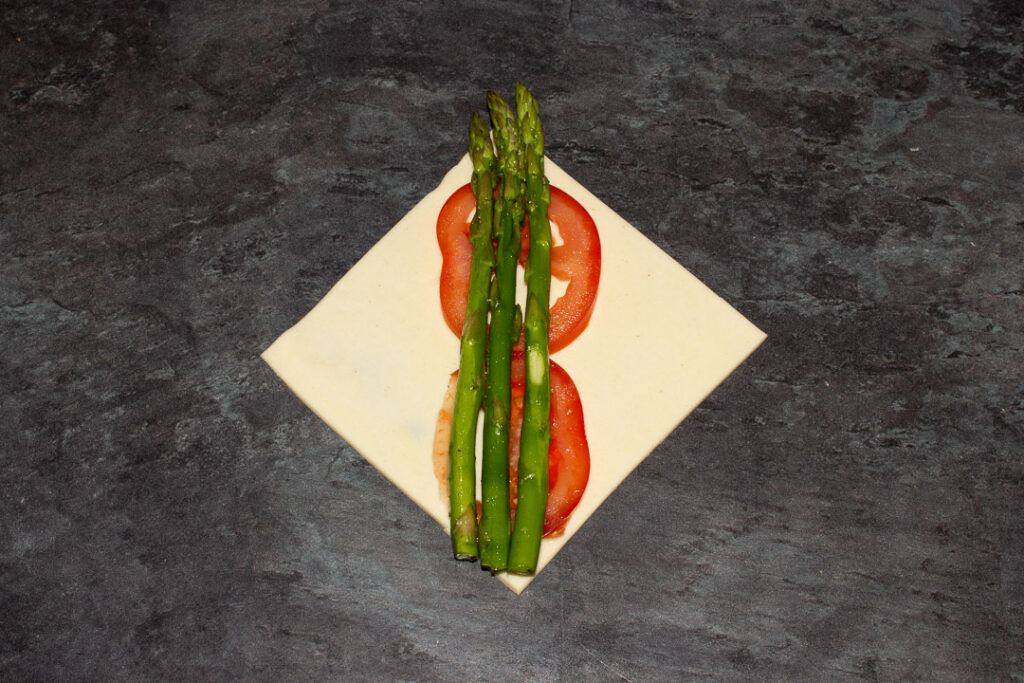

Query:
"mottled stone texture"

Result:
[[1, 0, 1021, 680]]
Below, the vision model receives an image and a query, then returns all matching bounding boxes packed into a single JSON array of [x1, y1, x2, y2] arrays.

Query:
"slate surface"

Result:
[[2, 1, 1022, 680]]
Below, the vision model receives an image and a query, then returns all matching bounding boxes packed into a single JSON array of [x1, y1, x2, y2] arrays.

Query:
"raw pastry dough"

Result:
[[262, 156, 766, 593]]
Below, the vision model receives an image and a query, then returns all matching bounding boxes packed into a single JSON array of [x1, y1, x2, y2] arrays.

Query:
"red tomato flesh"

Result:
[[436, 184, 478, 338], [436, 183, 601, 353], [509, 358, 590, 536]]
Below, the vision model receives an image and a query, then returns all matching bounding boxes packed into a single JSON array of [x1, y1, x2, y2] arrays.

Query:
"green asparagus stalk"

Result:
[[508, 82, 552, 574], [448, 112, 496, 560], [479, 91, 525, 571]]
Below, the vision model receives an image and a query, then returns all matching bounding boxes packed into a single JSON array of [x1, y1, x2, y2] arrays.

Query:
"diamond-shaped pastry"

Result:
[[263, 156, 766, 593]]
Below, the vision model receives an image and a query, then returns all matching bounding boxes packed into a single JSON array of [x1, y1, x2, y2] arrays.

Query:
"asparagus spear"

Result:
[[448, 112, 496, 560], [508, 82, 552, 574], [479, 91, 525, 571]]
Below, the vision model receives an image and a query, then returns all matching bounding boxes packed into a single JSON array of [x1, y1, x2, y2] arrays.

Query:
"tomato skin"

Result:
[[437, 183, 600, 352]]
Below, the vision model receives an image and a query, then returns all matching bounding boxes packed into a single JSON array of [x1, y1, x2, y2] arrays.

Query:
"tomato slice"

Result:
[[437, 183, 601, 353], [510, 359, 590, 536], [432, 359, 590, 537], [436, 184, 479, 338]]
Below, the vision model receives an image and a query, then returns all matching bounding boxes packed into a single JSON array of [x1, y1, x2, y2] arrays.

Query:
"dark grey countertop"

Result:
[[3, 1, 1022, 680]]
